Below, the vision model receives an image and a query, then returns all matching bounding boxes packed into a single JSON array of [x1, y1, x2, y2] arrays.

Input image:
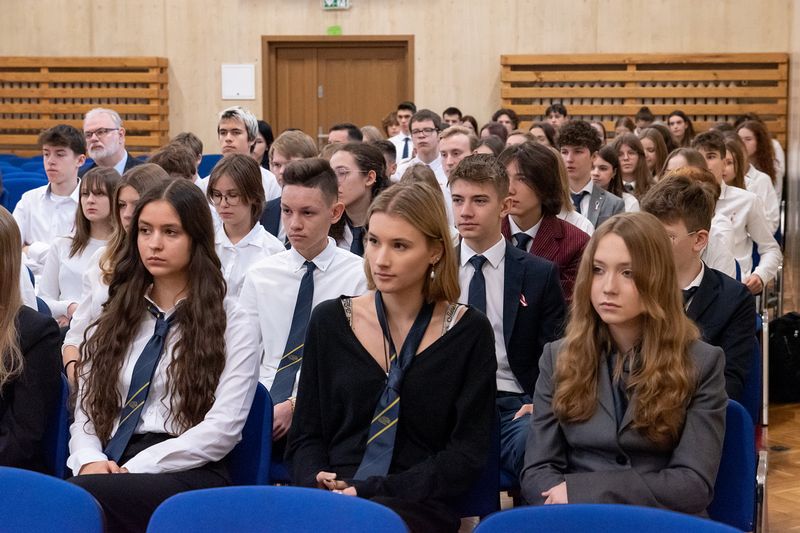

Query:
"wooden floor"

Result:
[[767, 258, 800, 531]]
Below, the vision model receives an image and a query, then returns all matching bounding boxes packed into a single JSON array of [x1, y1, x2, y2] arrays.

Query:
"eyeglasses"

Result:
[[668, 230, 698, 243], [410, 127, 438, 137], [210, 191, 242, 206], [83, 128, 119, 139], [334, 168, 369, 181]]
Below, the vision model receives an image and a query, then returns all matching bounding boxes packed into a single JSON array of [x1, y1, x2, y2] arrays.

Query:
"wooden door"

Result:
[[263, 36, 414, 147]]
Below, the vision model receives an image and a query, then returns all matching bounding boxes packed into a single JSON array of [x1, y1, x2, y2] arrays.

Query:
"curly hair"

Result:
[[557, 120, 602, 154]]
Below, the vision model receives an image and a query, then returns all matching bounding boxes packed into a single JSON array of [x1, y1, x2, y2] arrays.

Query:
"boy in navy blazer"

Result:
[[449, 154, 566, 480], [641, 172, 756, 401]]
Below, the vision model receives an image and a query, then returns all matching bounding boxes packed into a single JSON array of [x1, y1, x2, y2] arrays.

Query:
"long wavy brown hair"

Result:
[[0, 208, 23, 389], [78, 179, 227, 444], [552, 212, 698, 446]]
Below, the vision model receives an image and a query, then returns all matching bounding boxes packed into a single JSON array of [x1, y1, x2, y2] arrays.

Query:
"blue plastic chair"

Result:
[[740, 332, 762, 427], [708, 400, 756, 532], [474, 504, 740, 532], [227, 383, 272, 485], [0, 466, 104, 532], [197, 154, 223, 178], [147, 486, 408, 533], [20, 161, 45, 172], [2, 177, 46, 211], [36, 297, 52, 316], [44, 374, 70, 478]]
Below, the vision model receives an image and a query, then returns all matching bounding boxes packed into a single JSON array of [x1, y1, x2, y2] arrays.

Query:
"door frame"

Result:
[[261, 35, 415, 127]]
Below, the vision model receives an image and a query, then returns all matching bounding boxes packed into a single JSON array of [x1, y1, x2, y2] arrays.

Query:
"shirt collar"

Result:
[[45, 179, 81, 202], [216, 223, 266, 249], [113, 152, 129, 176], [144, 285, 187, 316], [683, 262, 705, 290], [718, 182, 729, 200], [570, 179, 593, 195], [288, 236, 338, 273], [507, 215, 541, 238], [460, 236, 506, 269]]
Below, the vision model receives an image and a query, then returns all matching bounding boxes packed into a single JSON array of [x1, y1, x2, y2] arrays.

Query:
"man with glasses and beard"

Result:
[[79, 107, 143, 177]]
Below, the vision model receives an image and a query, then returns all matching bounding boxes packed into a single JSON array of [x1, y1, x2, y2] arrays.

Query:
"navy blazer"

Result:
[[502, 244, 566, 395], [686, 266, 756, 402], [259, 196, 282, 238], [78, 151, 143, 177]]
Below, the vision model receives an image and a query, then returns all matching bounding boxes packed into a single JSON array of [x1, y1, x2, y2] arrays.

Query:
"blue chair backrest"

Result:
[[3, 176, 47, 211], [708, 400, 756, 531], [0, 466, 104, 532], [147, 486, 408, 533], [43, 374, 70, 478], [739, 332, 762, 427], [474, 504, 740, 532], [197, 154, 223, 178], [227, 383, 272, 485], [452, 411, 500, 518], [20, 161, 45, 172], [734, 260, 741, 282], [36, 297, 52, 316]]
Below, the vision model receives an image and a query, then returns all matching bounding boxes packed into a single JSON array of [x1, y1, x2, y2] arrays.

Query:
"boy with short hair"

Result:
[[449, 153, 565, 480], [692, 130, 781, 294], [439, 125, 479, 178], [389, 101, 416, 162], [14, 124, 86, 275], [545, 103, 569, 132], [240, 158, 368, 450], [148, 142, 198, 181], [558, 120, 624, 228], [641, 173, 756, 401]]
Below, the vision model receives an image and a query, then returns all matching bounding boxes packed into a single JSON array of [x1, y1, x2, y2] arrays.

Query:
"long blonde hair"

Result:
[[0, 208, 23, 388], [553, 212, 698, 446], [364, 182, 459, 304]]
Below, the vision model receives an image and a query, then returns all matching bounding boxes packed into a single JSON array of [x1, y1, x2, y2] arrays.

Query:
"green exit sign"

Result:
[[322, 0, 350, 9]]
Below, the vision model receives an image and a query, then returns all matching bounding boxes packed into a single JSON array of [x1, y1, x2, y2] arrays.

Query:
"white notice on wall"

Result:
[[221, 64, 255, 100]]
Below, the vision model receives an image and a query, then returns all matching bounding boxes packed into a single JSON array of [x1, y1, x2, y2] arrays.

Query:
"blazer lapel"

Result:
[[530, 215, 562, 259], [587, 186, 605, 226], [502, 246, 524, 349], [597, 353, 617, 421], [686, 266, 720, 321]]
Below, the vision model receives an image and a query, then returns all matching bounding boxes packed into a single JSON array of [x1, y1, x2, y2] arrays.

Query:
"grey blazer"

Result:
[[585, 186, 625, 228], [521, 338, 727, 515]]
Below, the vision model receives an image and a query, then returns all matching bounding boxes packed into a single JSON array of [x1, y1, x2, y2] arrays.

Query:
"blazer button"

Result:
[[615, 454, 628, 465]]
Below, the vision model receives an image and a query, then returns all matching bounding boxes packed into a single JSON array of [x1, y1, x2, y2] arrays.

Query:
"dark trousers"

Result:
[[371, 496, 461, 533], [497, 393, 532, 482], [69, 433, 230, 533]]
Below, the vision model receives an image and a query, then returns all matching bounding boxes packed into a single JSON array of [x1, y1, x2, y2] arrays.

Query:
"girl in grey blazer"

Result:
[[521, 212, 727, 516]]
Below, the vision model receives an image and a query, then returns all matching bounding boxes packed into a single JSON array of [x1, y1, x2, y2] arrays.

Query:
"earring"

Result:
[[430, 263, 436, 280]]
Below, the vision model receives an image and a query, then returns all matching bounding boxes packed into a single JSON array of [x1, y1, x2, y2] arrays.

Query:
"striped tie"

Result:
[[270, 261, 316, 404]]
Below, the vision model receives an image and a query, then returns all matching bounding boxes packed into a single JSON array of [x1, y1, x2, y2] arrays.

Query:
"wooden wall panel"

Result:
[[0, 0, 791, 152], [0, 57, 169, 155]]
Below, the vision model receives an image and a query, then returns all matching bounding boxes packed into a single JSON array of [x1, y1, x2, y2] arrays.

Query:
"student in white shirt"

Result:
[[329, 143, 390, 256], [721, 135, 780, 234], [207, 154, 283, 298], [388, 101, 415, 170], [13, 125, 85, 276], [737, 120, 781, 199], [62, 164, 169, 385], [240, 158, 367, 449], [68, 179, 260, 533], [693, 131, 781, 294], [40, 167, 119, 327], [197, 106, 281, 202], [393, 109, 455, 224]]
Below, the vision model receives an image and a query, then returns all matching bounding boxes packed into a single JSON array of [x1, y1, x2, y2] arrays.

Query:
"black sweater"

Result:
[[0, 306, 61, 472], [287, 297, 497, 503]]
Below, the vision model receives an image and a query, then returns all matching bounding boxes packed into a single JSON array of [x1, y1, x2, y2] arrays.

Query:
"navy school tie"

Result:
[[353, 292, 435, 480], [468, 255, 488, 315], [270, 261, 316, 404], [402, 137, 410, 159], [513, 232, 532, 252], [350, 224, 365, 257], [103, 304, 176, 462], [682, 286, 698, 306], [571, 191, 587, 214]]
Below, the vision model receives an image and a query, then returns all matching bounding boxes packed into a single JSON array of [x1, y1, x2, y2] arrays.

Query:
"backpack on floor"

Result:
[[768, 312, 800, 403]]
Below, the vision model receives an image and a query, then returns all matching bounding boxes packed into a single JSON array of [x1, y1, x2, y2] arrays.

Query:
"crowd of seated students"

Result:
[[0, 99, 783, 533]]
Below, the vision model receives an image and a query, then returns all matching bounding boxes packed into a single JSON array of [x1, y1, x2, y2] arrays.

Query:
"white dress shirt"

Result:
[[20, 258, 37, 310], [39, 236, 107, 318], [13, 183, 80, 275], [394, 155, 454, 225], [215, 224, 284, 299], [622, 192, 640, 213], [239, 237, 368, 395], [715, 183, 781, 283], [772, 138, 784, 198], [702, 213, 738, 279], [458, 238, 522, 394], [508, 216, 542, 252], [62, 247, 108, 354], [745, 164, 780, 234], [68, 296, 260, 475], [197, 167, 281, 202], [113, 152, 129, 176], [389, 133, 413, 164], [557, 209, 594, 236]]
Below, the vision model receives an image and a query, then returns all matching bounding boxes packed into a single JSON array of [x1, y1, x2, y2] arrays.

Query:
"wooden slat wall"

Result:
[[0, 57, 169, 155], [501, 53, 789, 146]]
